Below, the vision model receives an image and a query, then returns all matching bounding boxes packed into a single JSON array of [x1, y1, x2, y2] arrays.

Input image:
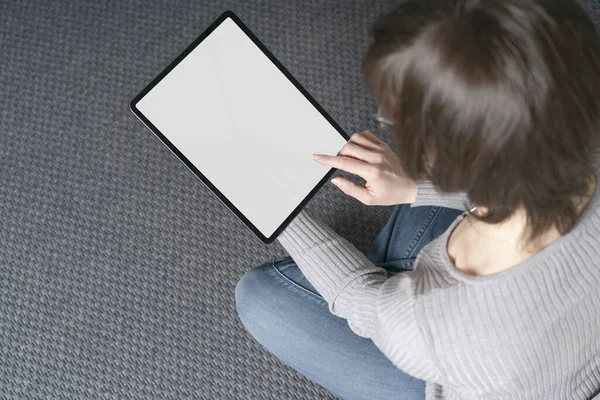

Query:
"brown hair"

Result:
[[362, 0, 600, 246]]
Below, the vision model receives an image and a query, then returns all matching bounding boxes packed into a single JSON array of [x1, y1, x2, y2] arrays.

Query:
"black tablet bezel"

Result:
[[130, 10, 350, 244]]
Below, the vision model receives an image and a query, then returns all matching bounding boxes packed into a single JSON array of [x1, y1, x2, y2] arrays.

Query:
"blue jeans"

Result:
[[234, 204, 463, 400]]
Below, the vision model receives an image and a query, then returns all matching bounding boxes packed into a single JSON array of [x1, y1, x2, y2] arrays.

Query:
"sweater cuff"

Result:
[[411, 180, 471, 211]]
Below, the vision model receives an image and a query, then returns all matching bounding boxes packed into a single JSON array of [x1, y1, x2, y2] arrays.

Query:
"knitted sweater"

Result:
[[277, 178, 600, 399]]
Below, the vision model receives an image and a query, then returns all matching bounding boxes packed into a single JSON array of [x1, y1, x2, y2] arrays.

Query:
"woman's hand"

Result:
[[313, 131, 417, 206]]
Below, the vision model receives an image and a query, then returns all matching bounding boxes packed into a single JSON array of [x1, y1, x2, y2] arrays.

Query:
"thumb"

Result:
[[331, 178, 373, 205]]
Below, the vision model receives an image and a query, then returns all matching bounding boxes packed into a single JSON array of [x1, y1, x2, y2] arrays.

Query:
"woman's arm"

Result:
[[276, 208, 444, 382], [277, 209, 441, 381], [277, 208, 387, 337]]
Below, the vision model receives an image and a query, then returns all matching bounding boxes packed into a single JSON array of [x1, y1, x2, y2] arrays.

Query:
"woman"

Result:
[[235, 0, 600, 398]]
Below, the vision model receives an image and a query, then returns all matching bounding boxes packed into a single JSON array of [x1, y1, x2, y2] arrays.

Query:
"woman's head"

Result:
[[363, 0, 600, 245]]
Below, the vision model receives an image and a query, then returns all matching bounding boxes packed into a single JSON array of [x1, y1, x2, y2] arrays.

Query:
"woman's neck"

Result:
[[468, 177, 597, 254]]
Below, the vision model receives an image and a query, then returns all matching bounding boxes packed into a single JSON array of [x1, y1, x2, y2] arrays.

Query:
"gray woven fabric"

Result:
[[1, 0, 599, 399], [0, 0, 400, 398]]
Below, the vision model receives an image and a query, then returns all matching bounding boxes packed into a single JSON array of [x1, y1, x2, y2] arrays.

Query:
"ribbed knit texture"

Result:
[[412, 180, 472, 211], [277, 178, 600, 399]]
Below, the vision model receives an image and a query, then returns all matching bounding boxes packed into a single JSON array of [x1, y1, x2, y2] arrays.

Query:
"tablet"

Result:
[[130, 10, 349, 243]]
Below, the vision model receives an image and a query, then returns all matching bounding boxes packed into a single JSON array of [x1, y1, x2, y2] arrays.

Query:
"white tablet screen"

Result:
[[133, 14, 348, 241]]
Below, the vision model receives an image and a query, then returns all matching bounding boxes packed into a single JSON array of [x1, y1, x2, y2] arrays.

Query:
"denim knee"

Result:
[[234, 265, 264, 326]]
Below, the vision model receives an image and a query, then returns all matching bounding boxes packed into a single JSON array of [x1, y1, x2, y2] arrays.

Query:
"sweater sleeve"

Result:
[[276, 208, 445, 382], [411, 180, 471, 211], [276, 208, 388, 338]]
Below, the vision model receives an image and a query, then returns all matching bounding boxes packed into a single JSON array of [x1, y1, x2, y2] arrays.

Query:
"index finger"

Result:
[[313, 154, 374, 180]]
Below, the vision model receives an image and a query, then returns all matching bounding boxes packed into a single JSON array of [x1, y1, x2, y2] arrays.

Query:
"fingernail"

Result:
[[312, 154, 321, 160], [331, 178, 340, 186]]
